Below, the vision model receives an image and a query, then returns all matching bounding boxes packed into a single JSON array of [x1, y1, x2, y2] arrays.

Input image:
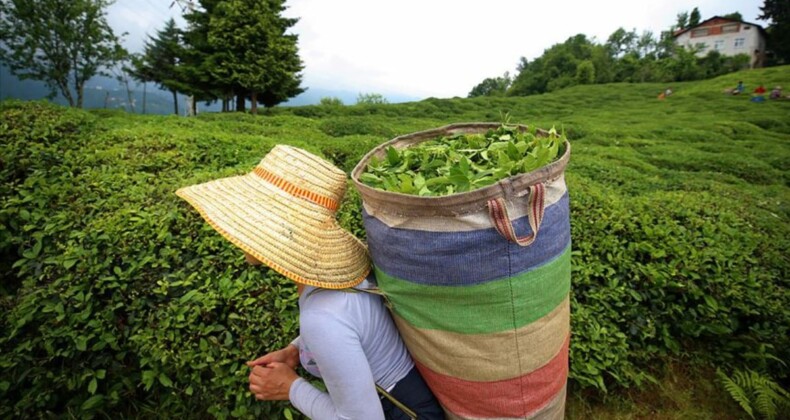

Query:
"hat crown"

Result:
[[260, 145, 348, 210]]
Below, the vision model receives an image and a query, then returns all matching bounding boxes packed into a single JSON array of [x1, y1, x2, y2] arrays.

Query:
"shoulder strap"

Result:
[[306, 286, 393, 310], [375, 384, 418, 420]]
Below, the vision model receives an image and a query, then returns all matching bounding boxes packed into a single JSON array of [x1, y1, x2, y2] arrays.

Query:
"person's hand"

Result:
[[246, 344, 299, 370], [248, 362, 299, 401]]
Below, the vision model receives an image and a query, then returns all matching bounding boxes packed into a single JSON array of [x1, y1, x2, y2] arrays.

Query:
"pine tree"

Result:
[[180, 0, 227, 113], [132, 18, 185, 115], [689, 7, 701, 27], [206, 0, 304, 113]]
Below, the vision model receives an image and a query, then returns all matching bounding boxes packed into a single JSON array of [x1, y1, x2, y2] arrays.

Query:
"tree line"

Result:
[[469, 4, 789, 98], [0, 0, 304, 114]]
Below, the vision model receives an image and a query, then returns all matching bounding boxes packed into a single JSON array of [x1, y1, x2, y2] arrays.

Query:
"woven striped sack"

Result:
[[351, 123, 572, 420]]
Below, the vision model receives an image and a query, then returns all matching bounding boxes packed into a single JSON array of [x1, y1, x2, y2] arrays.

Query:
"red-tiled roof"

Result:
[[672, 16, 766, 37]]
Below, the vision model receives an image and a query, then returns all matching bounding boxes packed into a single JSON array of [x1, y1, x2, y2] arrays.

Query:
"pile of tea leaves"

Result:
[[359, 124, 565, 196]]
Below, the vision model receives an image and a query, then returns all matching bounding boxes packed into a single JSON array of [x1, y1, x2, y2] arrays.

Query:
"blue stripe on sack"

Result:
[[363, 192, 570, 286]]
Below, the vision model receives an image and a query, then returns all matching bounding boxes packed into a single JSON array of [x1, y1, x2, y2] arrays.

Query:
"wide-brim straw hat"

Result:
[[176, 145, 370, 289]]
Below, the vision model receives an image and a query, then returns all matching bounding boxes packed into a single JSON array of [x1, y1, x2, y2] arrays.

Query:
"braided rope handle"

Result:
[[487, 183, 545, 247]]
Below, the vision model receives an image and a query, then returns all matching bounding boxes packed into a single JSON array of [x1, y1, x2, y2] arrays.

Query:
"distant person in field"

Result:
[[752, 84, 767, 103], [770, 86, 783, 99], [176, 146, 443, 420], [731, 81, 745, 95]]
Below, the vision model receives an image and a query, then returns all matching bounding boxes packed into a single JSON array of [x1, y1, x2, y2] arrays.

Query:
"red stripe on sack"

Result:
[[253, 167, 339, 211], [416, 335, 569, 418]]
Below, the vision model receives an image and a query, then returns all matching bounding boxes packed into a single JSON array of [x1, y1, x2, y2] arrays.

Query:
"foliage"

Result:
[[716, 369, 790, 419], [132, 18, 185, 115], [689, 7, 701, 27], [174, 0, 304, 112], [178, 0, 227, 109], [356, 93, 389, 105], [491, 10, 759, 98], [319, 96, 344, 106], [1, 65, 789, 418], [318, 116, 395, 138], [0, 100, 302, 418], [675, 11, 689, 31], [468, 72, 512, 97], [759, 0, 790, 65], [0, 0, 127, 108], [359, 125, 564, 196], [206, 0, 302, 112]]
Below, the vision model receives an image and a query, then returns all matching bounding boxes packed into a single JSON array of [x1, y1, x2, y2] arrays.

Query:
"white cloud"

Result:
[[107, 0, 185, 52]]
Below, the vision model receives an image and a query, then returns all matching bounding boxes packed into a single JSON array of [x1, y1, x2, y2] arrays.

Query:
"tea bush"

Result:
[[1, 66, 789, 418], [0, 101, 306, 418]]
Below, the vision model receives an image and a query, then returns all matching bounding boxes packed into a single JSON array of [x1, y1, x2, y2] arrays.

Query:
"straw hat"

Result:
[[176, 145, 370, 289]]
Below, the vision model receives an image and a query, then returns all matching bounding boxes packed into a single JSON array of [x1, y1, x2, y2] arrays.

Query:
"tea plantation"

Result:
[[1, 66, 788, 418]]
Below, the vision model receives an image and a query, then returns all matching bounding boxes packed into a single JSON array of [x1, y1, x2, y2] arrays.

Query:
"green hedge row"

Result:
[[1, 96, 788, 418]]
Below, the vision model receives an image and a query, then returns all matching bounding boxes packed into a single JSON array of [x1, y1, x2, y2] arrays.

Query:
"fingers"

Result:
[[246, 353, 274, 367], [249, 365, 269, 379]]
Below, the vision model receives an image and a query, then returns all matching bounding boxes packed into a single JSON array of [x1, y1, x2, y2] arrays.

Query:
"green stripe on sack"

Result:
[[376, 245, 571, 334]]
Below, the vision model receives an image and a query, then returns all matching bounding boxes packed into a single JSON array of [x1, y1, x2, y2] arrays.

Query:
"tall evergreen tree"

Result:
[[133, 18, 185, 115], [675, 11, 689, 30], [689, 7, 702, 27], [759, 0, 790, 64], [206, 0, 303, 113], [180, 0, 226, 114], [0, 0, 126, 108]]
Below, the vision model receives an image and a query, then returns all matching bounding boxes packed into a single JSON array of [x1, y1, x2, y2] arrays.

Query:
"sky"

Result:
[[107, 0, 765, 100]]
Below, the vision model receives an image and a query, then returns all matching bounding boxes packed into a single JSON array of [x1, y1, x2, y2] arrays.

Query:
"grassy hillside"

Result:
[[1, 66, 788, 419]]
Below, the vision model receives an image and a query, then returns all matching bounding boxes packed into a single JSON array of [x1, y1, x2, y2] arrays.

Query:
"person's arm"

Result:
[[289, 309, 384, 420]]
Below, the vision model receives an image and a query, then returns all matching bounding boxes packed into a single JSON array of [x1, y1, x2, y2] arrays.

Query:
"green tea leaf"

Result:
[[81, 395, 104, 411], [158, 373, 173, 388], [360, 123, 565, 196], [386, 146, 400, 166]]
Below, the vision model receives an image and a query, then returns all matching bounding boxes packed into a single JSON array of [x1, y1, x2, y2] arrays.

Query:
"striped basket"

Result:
[[351, 123, 572, 420]]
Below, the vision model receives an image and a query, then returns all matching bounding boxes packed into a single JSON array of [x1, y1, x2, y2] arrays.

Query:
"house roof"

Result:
[[672, 16, 766, 38]]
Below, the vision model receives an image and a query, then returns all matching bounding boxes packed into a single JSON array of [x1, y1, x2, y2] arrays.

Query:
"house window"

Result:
[[714, 40, 725, 50], [734, 38, 745, 48], [744, 26, 751, 30], [691, 28, 709, 37], [722, 23, 739, 33]]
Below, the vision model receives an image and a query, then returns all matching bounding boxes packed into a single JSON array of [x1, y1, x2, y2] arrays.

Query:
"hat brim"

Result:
[[177, 172, 370, 289]]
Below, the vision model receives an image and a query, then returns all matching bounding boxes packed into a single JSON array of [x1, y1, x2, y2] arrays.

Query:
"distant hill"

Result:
[[0, 65, 420, 114], [283, 87, 420, 106]]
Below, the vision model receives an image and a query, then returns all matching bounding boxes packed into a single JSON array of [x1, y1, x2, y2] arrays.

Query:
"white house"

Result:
[[673, 16, 766, 68]]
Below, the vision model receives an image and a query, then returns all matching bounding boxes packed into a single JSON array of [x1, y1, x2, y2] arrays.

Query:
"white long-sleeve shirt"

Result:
[[289, 279, 414, 420]]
